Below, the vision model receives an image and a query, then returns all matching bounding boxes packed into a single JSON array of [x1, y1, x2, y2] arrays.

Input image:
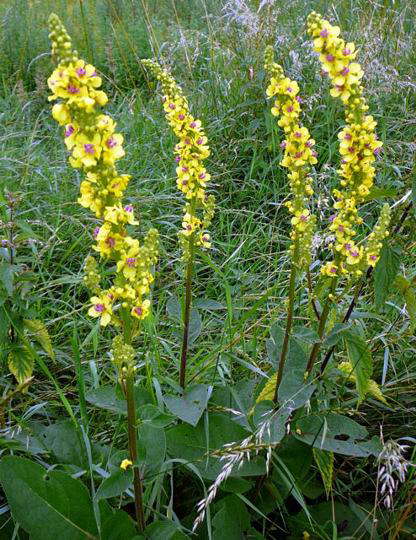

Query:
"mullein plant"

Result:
[[47, 14, 158, 532], [264, 14, 390, 398], [264, 46, 317, 401], [141, 59, 215, 389]]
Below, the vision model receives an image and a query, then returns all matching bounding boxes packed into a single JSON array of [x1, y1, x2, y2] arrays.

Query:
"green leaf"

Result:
[[0, 262, 14, 295], [364, 185, 398, 201], [101, 508, 136, 540], [267, 324, 315, 409], [394, 275, 416, 331], [292, 326, 320, 344], [166, 413, 265, 480], [323, 322, 351, 347], [212, 495, 250, 540], [343, 331, 372, 402], [166, 295, 181, 320], [137, 423, 166, 475], [0, 456, 98, 539], [144, 520, 188, 539], [188, 308, 202, 345], [36, 421, 85, 467], [194, 298, 224, 310], [312, 448, 334, 497], [164, 384, 211, 426], [86, 385, 152, 415], [295, 413, 381, 457], [8, 343, 33, 384], [374, 242, 401, 309], [24, 319, 55, 360], [95, 469, 133, 500]]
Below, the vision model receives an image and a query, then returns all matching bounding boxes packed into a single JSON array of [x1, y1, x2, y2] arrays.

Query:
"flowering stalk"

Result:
[[305, 13, 391, 374], [142, 59, 215, 389], [264, 46, 317, 401], [47, 14, 159, 532]]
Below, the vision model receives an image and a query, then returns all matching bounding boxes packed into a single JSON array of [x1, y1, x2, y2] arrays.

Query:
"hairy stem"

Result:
[[124, 372, 145, 532], [179, 236, 195, 390], [273, 247, 298, 403]]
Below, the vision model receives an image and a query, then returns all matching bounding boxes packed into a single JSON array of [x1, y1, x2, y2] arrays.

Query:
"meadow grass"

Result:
[[0, 0, 415, 537]]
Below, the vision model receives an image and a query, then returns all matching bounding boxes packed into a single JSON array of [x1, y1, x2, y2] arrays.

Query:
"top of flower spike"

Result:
[[48, 13, 78, 66]]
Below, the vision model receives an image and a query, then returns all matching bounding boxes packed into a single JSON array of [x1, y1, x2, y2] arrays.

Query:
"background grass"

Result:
[[0, 0, 415, 537]]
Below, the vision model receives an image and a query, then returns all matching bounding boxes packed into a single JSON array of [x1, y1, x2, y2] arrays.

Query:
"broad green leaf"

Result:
[[8, 344, 33, 384], [166, 413, 265, 480], [194, 298, 224, 310], [212, 495, 250, 540], [256, 374, 276, 403], [364, 185, 397, 201], [323, 322, 351, 347], [0, 262, 14, 295], [101, 508, 136, 540], [313, 448, 334, 497], [374, 242, 401, 309], [86, 385, 152, 415], [137, 423, 166, 475], [24, 319, 55, 360], [95, 469, 133, 500], [166, 295, 181, 320], [37, 421, 85, 467], [164, 384, 211, 426], [144, 520, 188, 539], [267, 324, 315, 408], [343, 331, 372, 402], [295, 413, 381, 457], [394, 275, 416, 331], [0, 456, 98, 539], [292, 326, 320, 344], [337, 362, 387, 404], [188, 307, 202, 345]]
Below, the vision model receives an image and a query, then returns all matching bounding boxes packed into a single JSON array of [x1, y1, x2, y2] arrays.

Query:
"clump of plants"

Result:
[[0, 9, 413, 540]]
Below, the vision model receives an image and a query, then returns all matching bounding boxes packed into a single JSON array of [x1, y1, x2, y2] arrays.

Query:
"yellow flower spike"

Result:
[[141, 59, 214, 258], [264, 45, 317, 268], [48, 14, 159, 329], [307, 12, 391, 277]]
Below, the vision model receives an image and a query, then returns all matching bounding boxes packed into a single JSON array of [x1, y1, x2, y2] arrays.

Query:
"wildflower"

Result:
[[120, 459, 133, 470], [264, 46, 316, 267], [307, 12, 390, 278], [141, 59, 214, 259], [48, 14, 159, 329], [377, 438, 414, 509]]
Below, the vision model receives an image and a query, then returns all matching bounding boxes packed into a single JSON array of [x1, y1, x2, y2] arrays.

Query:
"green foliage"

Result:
[[374, 242, 401, 309], [312, 448, 334, 498], [343, 330, 373, 402]]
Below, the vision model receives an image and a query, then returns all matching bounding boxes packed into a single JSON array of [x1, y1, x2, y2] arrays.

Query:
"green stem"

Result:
[[179, 236, 195, 390], [124, 371, 145, 532], [306, 277, 338, 374], [273, 247, 298, 403]]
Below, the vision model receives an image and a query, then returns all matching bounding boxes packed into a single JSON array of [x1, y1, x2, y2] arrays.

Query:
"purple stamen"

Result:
[[134, 306, 143, 316], [76, 67, 86, 76], [67, 84, 80, 94], [287, 105, 294, 113], [106, 237, 115, 248], [197, 137, 203, 145], [190, 121, 197, 128], [320, 29, 329, 38], [340, 67, 350, 76], [95, 303, 105, 313], [93, 226, 100, 237], [342, 48, 351, 56], [199, 173, 206, 179], [124, 205, 133, 212], [326, 54, 335, 62], [84, 143, 95, 155], [178, 113, 185, 120], [330, 266, 337, 273], [126, 257, 136, 267], [106, 137, 117, 148], [169, 103, 176, 110], [65, 125, 74, 137]]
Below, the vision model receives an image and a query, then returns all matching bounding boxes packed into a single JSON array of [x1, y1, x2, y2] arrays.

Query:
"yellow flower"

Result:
[[131, 299, 151, 320], [52, 103, 71, 125], [71, 133, 102, 168], [102, 133, 125, 165], [88, 294, 113, 326], [120, 459, 132, 470]]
